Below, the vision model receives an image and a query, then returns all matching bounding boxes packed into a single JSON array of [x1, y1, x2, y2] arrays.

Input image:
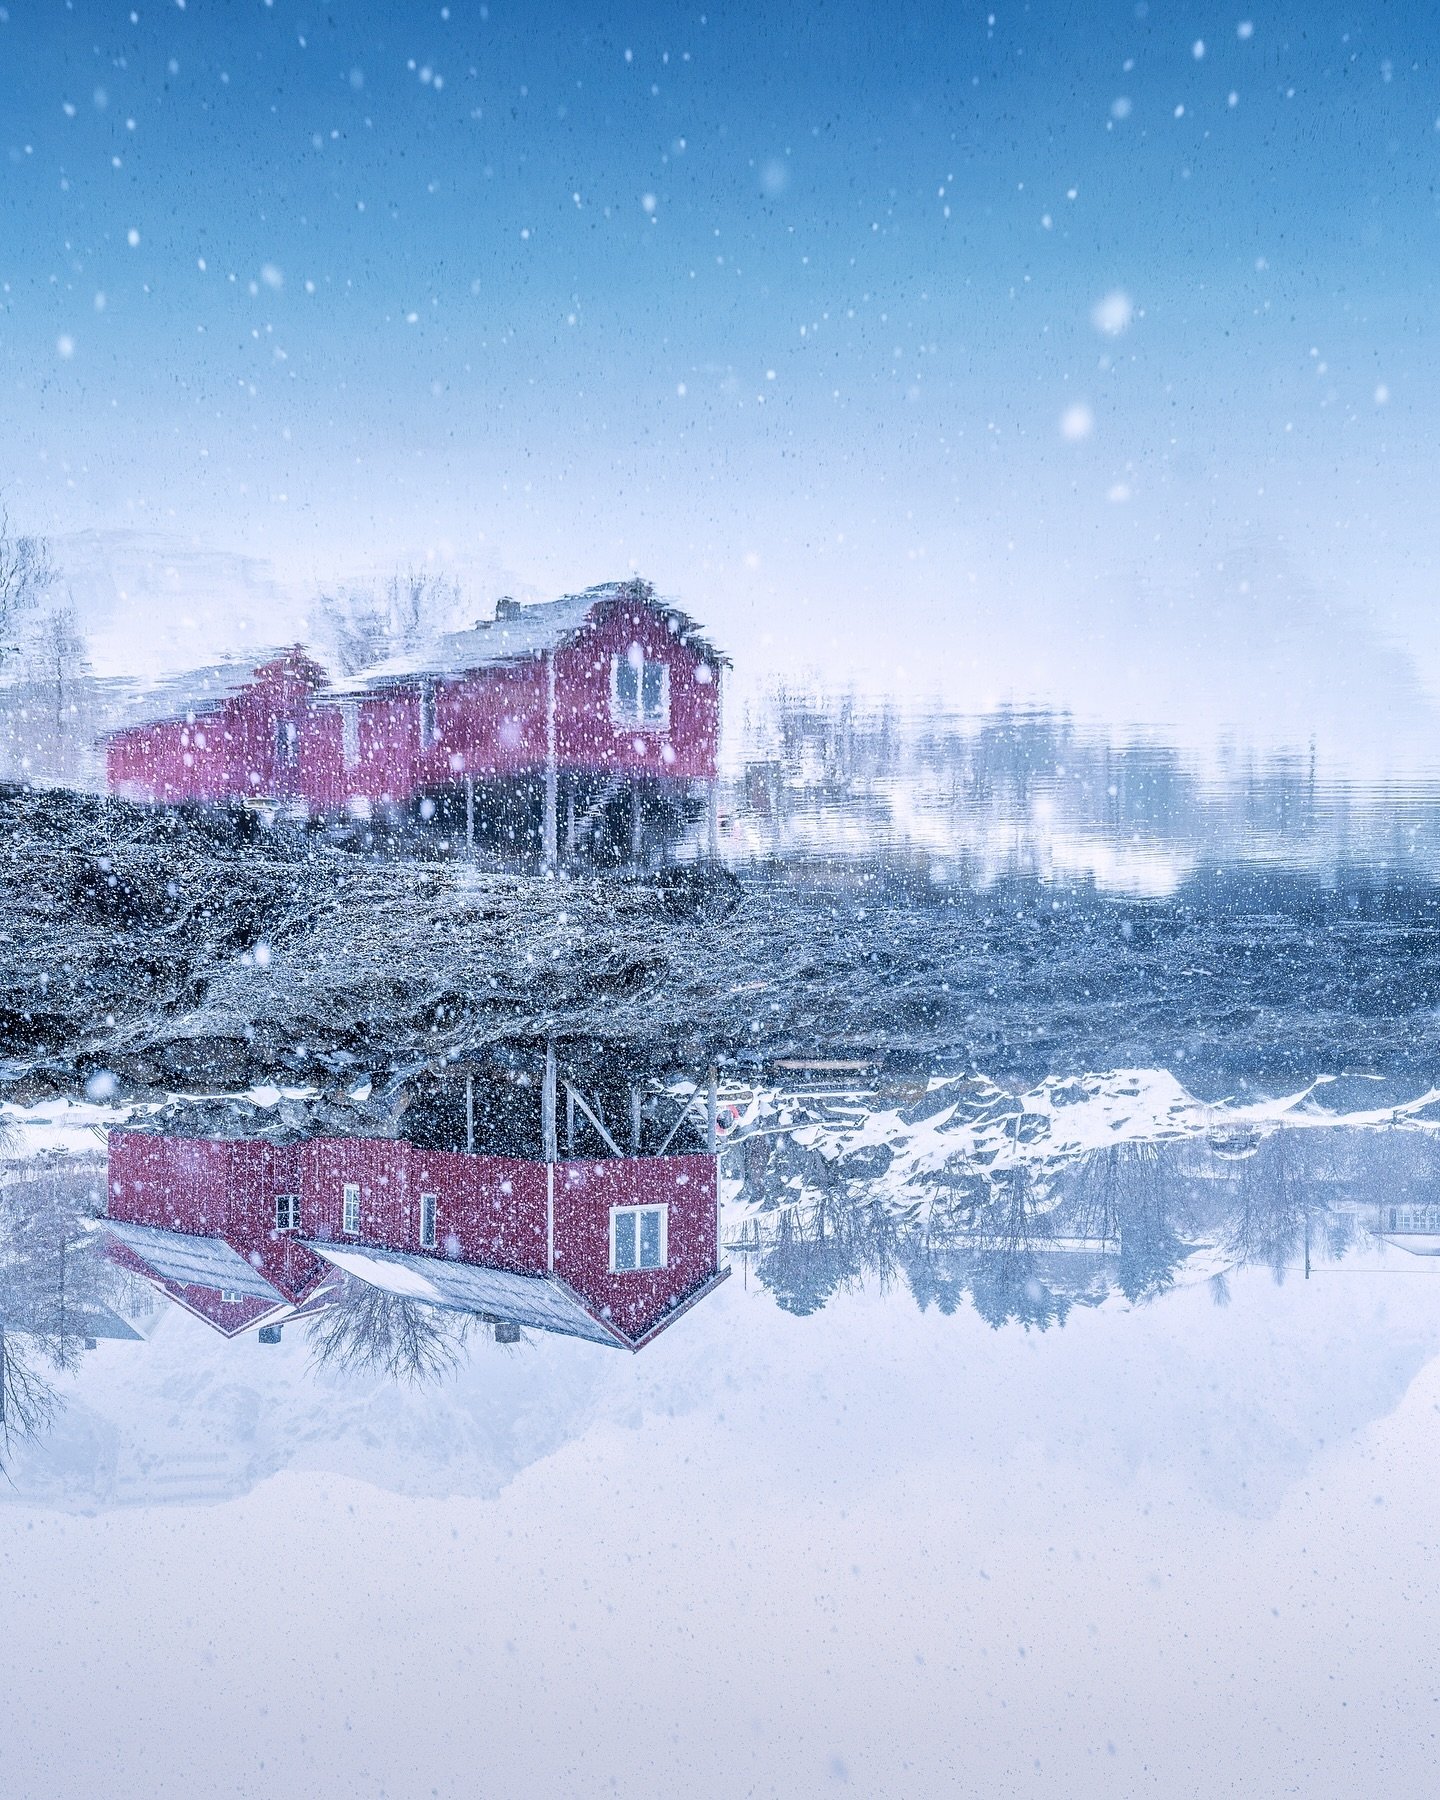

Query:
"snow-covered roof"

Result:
[[304, 1241, 625, 1346], [97, 581, 725, 730], [104, 1219, 284, 1300], [102, 648, 315, 735], [1378, 1233, 1440, 1257], [335, 580, 727, 693]]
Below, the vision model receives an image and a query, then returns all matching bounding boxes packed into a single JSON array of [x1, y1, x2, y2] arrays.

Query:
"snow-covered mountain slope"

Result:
[[725, 1068, 1440, 1225]]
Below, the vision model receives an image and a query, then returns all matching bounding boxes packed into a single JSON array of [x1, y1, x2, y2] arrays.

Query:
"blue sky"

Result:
[[2, 1, 1438, 758]]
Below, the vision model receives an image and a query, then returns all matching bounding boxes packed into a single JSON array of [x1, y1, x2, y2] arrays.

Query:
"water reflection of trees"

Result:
[[734, 1122, 1432, 1331], [736, 689, 1440, 880]]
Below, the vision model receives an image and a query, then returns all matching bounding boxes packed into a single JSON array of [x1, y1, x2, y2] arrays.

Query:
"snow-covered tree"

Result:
[[0, 508, 54, 665]]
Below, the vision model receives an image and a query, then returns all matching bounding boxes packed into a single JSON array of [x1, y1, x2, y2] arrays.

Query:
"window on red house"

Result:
[[418, 683, 439, 746], [611, 647, 669, 730], [611, 1204, 667, 1272], [275, 1194, 300, 1231]]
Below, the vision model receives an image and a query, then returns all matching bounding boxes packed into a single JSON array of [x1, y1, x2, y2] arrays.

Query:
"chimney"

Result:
[[495, 596, 521, 621]]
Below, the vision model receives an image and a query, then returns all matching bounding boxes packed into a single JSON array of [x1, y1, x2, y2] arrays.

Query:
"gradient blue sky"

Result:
[[2, 1, 1438, 757]]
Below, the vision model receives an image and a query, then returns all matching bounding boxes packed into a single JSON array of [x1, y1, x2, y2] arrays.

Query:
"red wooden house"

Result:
[[104, 1127, 728, 1351], [104, 580, 726, 863]]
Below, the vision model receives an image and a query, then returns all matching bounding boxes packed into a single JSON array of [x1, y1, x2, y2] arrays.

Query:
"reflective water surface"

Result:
[[6, 1045, 1440, 1798]]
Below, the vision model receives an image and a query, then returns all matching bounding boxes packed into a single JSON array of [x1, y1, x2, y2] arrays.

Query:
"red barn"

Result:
[[105, 648, 329, 813], [104, 579, 726, 863], [105, 1128, 727, 1351]]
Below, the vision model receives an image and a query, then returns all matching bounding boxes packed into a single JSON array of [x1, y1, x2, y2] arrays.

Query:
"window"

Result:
[[611, 1204, 667, 1272], [342, 1182, 360, 1235], [274, 1193, 300, 1231], [610, 647, 670, 729], [420, 1191, 437, 1248], [220, 1290, 243, 1305], [274, 719, 299, 767], [418, 682, 438, 746], [340, 701, 361, 769]]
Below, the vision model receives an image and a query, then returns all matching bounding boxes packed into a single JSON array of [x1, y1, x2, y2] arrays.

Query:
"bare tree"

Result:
[[311, 568, 461, 676], [0, 509, 55, 664], [13, 603, 91, 781], [306, 1278, 476, 1384], [0, 1324, 59, 1459]]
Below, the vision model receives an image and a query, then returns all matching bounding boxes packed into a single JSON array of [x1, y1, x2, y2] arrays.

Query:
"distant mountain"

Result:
[[50, 529, 302, 681]]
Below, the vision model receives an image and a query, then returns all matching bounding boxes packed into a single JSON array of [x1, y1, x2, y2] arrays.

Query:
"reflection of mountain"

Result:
[[51, 529, 299, 681], [726, 1069, 1440, 1327], [5, 1297, 622, 1513]]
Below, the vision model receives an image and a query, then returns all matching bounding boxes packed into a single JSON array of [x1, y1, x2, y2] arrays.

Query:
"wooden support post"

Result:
[[465, 775, 475, 857], [708, 664, 723, 859], [707, 1064, 718, 1153], [564, 780, 576, 860], [543, 652, 558, 871], [565, 1082, 623, 1157], [466, 1070, 475, 1153], [566, 1082, 576, 1153], [630, 781, 643, 866], [542, 1042, 557, 1163], [629, 1086, 642, 1153]]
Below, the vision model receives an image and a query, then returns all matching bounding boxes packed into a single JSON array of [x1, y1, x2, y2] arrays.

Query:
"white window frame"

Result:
[[274, 1193, 300, 1232], [342, 1181, 361, 1236], [340, 701, 361, 770], [609, 1203, 668, 1273], [418, 682, 439, 747], [609, 649, 671, 732], [419, 1191, 438, 1249], [220, 1289, 243, 1305]]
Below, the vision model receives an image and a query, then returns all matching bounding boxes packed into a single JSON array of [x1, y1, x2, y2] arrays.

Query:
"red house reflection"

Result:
[[103, 581, 725, 863], [105, 1130, 727, 1351]]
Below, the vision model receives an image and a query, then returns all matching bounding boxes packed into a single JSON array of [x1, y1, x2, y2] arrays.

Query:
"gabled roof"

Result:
[[339, 580, 728, 692], [304, 1241, 627, 1347], [103, 646, 324, 736], [101, 583, 725, 734]]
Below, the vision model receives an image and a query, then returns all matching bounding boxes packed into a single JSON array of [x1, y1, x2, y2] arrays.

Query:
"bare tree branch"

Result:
[[306, 1278, 476, 1384], [310, 569, 462, 676]]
